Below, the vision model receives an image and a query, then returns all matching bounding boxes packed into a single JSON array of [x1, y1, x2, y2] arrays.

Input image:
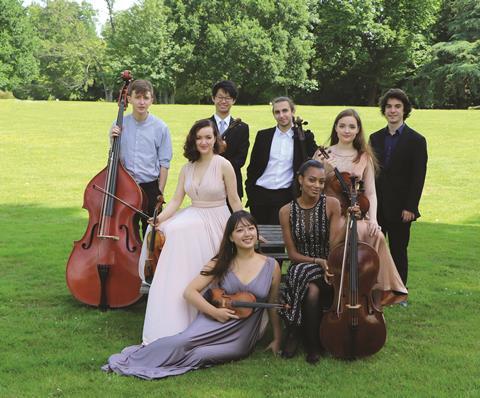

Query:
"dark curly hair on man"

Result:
[[379, 88, 412, 120], [183, 119, 220, 162]]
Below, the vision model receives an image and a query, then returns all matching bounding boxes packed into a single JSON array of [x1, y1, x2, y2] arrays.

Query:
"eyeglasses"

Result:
[[215, 96, 233, 102]]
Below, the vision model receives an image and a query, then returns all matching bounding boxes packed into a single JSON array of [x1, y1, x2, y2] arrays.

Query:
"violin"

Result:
[[209, 288, 288, 319], [66, 71, 144, 310], [218, 118, 242, 154], [143, 205, 166, 284], [319, 176, 386, 359], [316, 145, 369, 217], [292, 116, 308, 163]]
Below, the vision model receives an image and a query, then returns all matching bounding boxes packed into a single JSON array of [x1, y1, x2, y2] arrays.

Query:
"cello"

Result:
[[66, 70, 144, 310], [319, 176, 386, 359]]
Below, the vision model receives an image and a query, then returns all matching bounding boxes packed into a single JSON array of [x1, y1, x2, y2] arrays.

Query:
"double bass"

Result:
[[66, 71, 144, 310], [319, 175, 386, 359]]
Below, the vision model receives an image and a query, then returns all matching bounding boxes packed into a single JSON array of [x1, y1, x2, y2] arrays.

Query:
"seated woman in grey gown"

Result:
[[102, 210, 282, 380]]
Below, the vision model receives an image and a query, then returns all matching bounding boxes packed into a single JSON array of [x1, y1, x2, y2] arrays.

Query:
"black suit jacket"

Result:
[[369, 124, 427, 222], [245, 126, 317, 205], [210, 115, 250, 198]]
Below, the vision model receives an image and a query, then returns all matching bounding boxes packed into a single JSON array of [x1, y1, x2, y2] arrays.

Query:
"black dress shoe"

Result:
[[306, 351, 320, 364]]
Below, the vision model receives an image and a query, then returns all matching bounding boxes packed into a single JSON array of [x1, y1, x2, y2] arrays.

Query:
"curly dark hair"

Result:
[[183, 119, 220, 162], [379, 88, 412, 120], [201, 211, 259, 283]]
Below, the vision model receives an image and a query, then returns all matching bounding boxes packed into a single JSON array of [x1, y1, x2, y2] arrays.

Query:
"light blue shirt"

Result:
[[113, 113, 172, 184]]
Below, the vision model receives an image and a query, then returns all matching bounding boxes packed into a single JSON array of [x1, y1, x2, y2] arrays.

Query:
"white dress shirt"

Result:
[[256, 126, 294, 190]]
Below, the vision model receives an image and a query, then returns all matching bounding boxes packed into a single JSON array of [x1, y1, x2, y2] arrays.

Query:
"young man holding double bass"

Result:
[[110, 79, 172, 236], [369, 88, 428, 292]]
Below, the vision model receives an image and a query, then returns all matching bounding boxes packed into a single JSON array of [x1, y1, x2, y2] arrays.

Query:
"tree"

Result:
[[103, 0, 192, 103], [165, 0, 315, 103], [409, 0, 480, 108], [308, 0, 441, 105], [0, 0, 38, 91], [16, 0, 101, 100]]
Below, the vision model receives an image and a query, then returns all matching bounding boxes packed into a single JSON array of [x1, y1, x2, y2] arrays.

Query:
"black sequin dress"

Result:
[[280, 195, 329, 326]]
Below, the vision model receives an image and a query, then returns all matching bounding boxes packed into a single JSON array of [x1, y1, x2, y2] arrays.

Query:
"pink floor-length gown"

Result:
[[142, 155, 231, 344], [313, 150, 408, 304]]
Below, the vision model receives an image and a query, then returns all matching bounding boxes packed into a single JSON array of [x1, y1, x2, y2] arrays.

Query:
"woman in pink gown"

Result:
[[313, 109, 407, 305], [142, 119, 243, 344]]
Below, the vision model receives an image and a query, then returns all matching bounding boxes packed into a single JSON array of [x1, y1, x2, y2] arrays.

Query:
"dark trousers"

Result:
[[248, 185, 293, 225], [139, 180, 161, 238], [378, 214, 412, 286]]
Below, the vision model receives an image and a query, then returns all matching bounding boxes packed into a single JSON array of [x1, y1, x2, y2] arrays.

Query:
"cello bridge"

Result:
[[97, 234, 120, 241]]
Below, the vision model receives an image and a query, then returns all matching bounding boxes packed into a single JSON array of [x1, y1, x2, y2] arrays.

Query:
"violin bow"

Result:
[[93, 184, 150, 219]]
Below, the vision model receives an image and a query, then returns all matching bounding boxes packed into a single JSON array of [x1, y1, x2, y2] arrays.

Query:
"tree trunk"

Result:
[[367, 83, 378, 106]]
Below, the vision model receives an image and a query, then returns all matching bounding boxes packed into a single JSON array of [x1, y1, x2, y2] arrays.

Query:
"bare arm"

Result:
[[183, 261, 239, 323], [222, 160, 243, 212], [279, 203, 327, 269], [265, 261, 282, 354], [363, 155, 378, 223], [326, 196, 345, 248], [155, 166, 186, 227], [158, 167, 168, 193]]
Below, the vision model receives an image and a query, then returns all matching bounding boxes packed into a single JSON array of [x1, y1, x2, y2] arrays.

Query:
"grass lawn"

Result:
[[0, 99, 479, 397]]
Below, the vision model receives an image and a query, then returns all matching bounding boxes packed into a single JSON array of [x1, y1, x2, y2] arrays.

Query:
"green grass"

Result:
[[1, 100, 479, 397]]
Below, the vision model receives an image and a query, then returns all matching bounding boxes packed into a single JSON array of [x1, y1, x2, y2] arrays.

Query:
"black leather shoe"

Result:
[[306, 351, 320, 364]]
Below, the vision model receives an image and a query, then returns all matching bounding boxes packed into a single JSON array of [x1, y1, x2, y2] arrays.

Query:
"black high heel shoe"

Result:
[[281, 327, 299, 359]]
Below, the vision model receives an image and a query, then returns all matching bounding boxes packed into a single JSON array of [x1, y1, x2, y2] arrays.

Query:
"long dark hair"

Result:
[[183, 119, 220, 162], [293, 159, 324, 198], [201, 211, 259, 282], [328, 108, 377, 168]]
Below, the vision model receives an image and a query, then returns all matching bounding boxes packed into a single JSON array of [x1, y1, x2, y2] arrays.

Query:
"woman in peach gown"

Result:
[[142, 119, 242, 344], [313, 109, 407, 305]]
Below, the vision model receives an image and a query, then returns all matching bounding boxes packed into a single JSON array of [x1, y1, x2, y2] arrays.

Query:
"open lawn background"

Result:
[[1, 100, 479, 397]]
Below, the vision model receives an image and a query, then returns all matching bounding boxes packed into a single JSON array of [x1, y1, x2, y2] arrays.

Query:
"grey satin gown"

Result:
[[102, 257, 275, 380]]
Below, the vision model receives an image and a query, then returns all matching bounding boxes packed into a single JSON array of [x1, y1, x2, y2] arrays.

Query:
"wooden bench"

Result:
[[257, 224, 289, 265]]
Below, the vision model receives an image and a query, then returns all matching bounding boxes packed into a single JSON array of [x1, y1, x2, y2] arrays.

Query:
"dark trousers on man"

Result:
[[248, 185, 293, 225], [139, 180, 161, 238], [378, 214, 412, 286]]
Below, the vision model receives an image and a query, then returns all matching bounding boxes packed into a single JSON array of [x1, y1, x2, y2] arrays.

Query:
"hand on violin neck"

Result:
[[348, 204, 362, 219]]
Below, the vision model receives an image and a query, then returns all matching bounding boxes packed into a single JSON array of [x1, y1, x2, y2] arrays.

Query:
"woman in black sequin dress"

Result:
[[279, 160, 345, 363]]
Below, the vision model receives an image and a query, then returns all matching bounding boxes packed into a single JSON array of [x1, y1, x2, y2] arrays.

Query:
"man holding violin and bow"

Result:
[[110, 79, 172, 236], [209, 80, 250, 202], [246, 97, 317, 224]]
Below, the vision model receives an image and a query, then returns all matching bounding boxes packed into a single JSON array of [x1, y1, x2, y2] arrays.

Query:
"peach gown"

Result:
[[142, 155, 231, 344], [313, 149, 408, 305]]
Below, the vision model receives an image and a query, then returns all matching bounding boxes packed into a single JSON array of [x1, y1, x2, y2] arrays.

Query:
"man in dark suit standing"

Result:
[[209, 80, 249, 200], [369, 88, 428, 289], [246, 97, 317, 224]]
